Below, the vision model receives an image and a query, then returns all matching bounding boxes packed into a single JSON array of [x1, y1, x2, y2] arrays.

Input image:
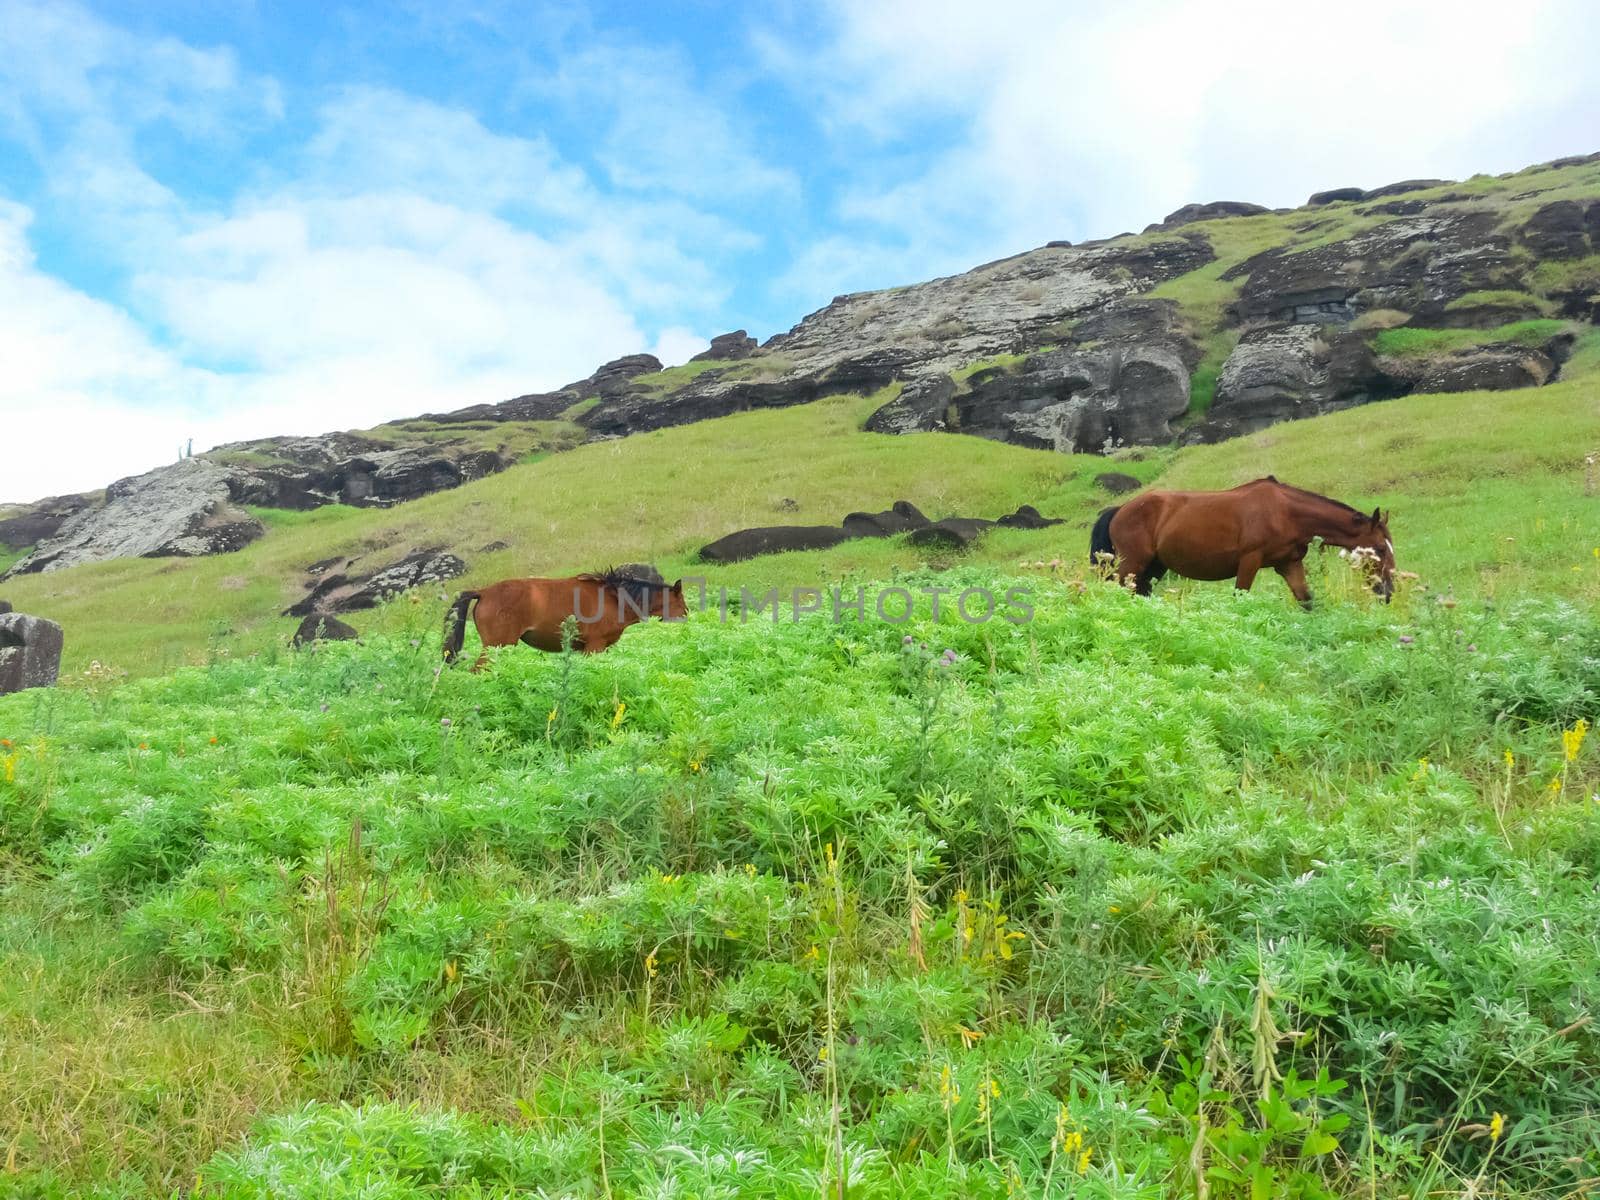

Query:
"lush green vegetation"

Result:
[[3, 552, 1597, 1197], [1370, 319, 1570, 358]]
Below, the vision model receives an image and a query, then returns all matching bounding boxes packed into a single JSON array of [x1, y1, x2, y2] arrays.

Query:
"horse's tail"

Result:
[[1089, 506, 1119, 568], [441, 591, 481, 664]]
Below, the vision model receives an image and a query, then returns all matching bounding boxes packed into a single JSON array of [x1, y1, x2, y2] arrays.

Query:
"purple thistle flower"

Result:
[[1398, 635, 1415, 645]]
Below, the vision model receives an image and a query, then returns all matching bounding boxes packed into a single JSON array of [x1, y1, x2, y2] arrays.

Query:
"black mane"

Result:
[[578, 566, 670, 607]]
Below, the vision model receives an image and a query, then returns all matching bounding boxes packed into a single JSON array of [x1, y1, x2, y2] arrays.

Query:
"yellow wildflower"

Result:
[[645, 951, 658, 979], [1503, 748, 1514, 770], [957, 1025, 985, 1048], [610, 701, 626, 731], [443, 960, 457, 983], [1563, 718, 1589, 762], [1076, 1147, 1094, 1174], [1489, 1112, 1504, 1143]]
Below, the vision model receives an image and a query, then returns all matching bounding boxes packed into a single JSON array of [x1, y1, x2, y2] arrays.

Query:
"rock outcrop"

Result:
[[6, 460, 264, 576], [291, 613, 360, 647], [284, 549, 468, 617], [6, 151, 1597, 575], [698, 501, 1060, 563], [0, 493, 97, 550], [692, 331, 759, 361], [0, 610, 63, 693]]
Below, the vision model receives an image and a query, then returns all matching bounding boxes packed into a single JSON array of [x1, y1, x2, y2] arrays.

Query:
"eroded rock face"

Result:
[[0, 611, 63, 693], [867, 341, 1192, 454], [6, 460, 264, 577], [1188, 324, 1409, 442], [692, 331, 759, 362], [582, 234, 1214, 439], [217, 434, 507, 510], [1519, 200, 1597, 259], [0, 493, 97, 550], [1226, 212, 1520, 326], [284, 549, 468, 617]]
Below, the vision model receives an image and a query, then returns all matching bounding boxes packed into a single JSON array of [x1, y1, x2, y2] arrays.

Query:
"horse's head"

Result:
[[661, 579, 689, 621], [1348, 508, 1395, 601]]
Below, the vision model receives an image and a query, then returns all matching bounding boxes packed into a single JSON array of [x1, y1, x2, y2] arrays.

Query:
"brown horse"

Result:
[[442, 569, 688, 668], [1089, 476, 1394, 607]]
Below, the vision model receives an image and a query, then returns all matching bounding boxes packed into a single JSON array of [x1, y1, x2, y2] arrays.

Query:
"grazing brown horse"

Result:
[[442, 569, 688, 668], [1089, 476, 1394, 607]]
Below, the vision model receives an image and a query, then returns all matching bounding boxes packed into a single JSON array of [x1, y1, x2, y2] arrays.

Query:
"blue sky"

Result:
[[3, 0, 1599, 500]]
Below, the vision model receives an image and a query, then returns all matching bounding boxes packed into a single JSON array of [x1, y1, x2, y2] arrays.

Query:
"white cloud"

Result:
[[767, 0, 1600, 299], [649, 326, 709, 367], [0, 12, 763, 502]]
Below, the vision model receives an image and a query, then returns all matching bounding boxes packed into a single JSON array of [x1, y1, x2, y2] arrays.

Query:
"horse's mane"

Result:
[[1255, 476, 1364, 519], [577, 566, 671, 606]]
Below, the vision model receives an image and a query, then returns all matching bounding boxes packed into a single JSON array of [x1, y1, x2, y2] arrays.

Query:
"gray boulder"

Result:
[[1309, 187, 1365, 206], [284, 548, 468, 617], [5, 459, 263, 577], [0, 611, 63, 694]]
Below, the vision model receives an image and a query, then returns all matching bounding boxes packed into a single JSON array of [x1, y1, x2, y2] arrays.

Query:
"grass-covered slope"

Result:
[[2, 563, 1597, 1197], [6, 332, 1600, 677]]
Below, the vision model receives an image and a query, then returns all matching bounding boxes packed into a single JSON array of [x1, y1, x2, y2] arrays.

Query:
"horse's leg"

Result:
[[1234, 551, 1263, 591], [1276, 559, 1313, 610]]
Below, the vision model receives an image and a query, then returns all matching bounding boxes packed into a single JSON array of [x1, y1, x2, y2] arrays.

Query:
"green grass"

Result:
[[1528, 254, 1600, 298], [1443, 289, 1554, 315], [629, 354, 793, 393], [1183, 330, 1240, 418], [7, 362, 1600, 675], [950, 352, 1030, 387], [0, 545, 27, 575], [1371, 318, 1570, 357], [3, 560, 1597, 1197]]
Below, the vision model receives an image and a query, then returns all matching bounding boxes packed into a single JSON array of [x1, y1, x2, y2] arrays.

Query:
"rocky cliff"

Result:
[[5, 151, 1598, 576]]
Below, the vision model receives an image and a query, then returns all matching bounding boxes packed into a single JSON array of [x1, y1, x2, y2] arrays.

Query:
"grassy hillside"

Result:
[[2, 567, 1597, 1197], [6, 335, 1600, 676], [2, 351, 1599, 1196]]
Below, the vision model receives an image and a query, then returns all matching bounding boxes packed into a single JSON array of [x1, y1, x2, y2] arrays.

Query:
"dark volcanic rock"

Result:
[[995, 504, 1064, 530], [1364, 178, 1451, 200], [908, 518, 994, 550], [698, 526, 853, 564], [1192, 324, 1410, 440], [0, 493, 97, 550], [1309, 187, 1365, 206], [6, 460, 264, 577], [1094, 472, 1143, 495], [1227, 212, 1518, 325], [841, 501, 931, 537], [692, 331, 759, 362], [0, 600, 10, 614], [220, 434, 507, 510], [0, 610, 63, 694], [291, 614, 359, 647], [1406, 345, 1557, 393], [1519, 201, 1592, 259], [284, 548, 468, 617], [1147, 200, 1270, 232]]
